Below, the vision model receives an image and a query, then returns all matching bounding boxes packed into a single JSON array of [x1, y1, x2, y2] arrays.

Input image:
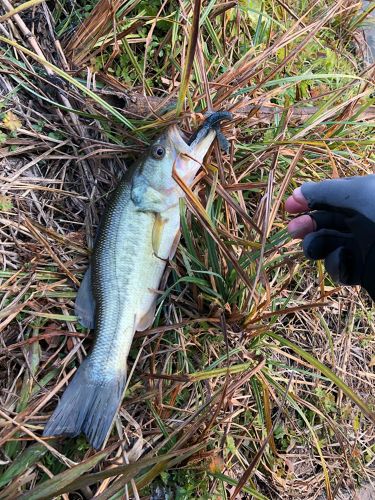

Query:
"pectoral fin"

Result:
[[152, 214, 167, 258], [75, 265, 96, 330]]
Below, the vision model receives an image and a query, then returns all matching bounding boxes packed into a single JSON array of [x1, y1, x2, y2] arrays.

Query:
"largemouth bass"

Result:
[[43, 112, 231, 449]]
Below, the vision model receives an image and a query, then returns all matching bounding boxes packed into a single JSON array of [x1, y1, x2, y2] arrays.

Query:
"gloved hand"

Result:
[[285, 175, 375, 301]]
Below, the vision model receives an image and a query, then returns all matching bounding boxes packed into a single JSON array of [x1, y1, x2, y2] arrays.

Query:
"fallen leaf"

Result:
[[2, 110, 22, 131]]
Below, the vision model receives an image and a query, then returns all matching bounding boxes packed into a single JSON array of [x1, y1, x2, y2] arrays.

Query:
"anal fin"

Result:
[[136, 301, 157, 331]]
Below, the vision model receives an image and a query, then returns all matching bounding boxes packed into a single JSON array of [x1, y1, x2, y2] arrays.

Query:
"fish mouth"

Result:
[[167, 111, 232, 186], [168, 124, 216, 161], [166, 123, 215, 187]]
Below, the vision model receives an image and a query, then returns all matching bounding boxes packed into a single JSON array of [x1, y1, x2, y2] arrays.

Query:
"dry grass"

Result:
[[0, 0, 374, 498]]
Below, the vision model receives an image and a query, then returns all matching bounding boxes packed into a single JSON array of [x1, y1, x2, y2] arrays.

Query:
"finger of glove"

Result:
[[302, 229, 357, 260], [361, 243, 375, 301], [301, 175, 375, 221], [324, 246, 362, 285], [344, 214, 375, 255], [309, 210, 349, 233]]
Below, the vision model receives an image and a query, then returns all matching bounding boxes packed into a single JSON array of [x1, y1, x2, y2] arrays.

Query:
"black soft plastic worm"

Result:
[[189, 111, 233, 153]]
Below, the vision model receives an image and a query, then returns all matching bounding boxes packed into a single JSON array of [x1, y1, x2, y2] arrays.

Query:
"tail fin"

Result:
[[43, 359, 126, 449]]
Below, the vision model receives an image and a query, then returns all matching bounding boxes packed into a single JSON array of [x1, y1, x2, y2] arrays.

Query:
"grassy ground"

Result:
[[0, 0, 374, 498]]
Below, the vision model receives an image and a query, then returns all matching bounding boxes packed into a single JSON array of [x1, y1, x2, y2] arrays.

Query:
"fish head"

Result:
[[141, 122, 217, 189], [131, 112, 231, 212]]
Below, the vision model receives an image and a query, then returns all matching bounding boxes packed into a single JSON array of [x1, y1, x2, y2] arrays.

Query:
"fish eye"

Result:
[[151, 145, 166, 160]]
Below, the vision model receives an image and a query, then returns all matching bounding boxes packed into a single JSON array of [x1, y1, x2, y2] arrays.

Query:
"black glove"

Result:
[[300, 175, 375, 301]]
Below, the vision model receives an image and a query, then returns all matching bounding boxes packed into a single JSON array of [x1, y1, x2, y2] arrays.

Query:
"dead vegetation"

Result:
[[0, 0, 374, 498]]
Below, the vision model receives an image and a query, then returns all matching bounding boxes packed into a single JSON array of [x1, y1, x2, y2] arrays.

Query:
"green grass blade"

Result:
[[267, 332, 375, 423]]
